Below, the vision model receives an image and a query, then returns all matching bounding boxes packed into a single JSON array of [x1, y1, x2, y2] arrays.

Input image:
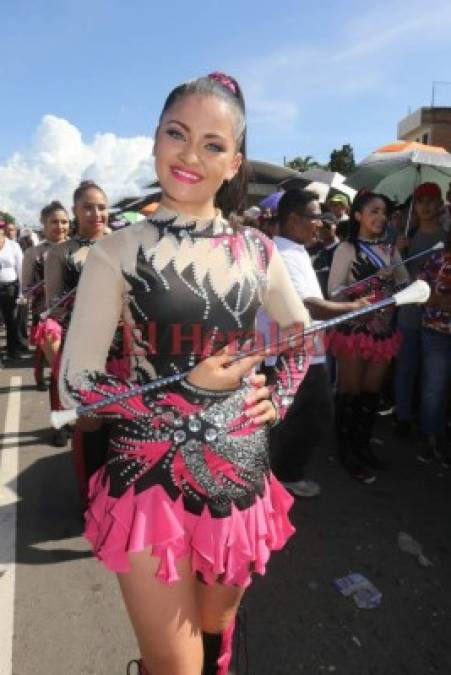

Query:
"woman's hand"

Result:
[[395, 235, 409, 253], [377, 267, 394, 280], [348, 296, 372, 311], [187, 344, 264, 392], [243, 373, 277, 426]]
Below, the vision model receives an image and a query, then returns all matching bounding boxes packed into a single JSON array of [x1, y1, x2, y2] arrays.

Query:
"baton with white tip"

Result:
[[40, 287, 77, 320], [330, 241, 444, 298], [50, 280, 431, 429]]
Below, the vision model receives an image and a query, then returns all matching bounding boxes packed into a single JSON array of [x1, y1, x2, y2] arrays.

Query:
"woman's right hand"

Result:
[[395, 235, 409, 253], [187, 345, 265, 392], [348, 296, 373, 311]]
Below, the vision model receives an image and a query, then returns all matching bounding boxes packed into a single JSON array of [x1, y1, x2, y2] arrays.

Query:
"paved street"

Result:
[[1, 355, 450, 675]]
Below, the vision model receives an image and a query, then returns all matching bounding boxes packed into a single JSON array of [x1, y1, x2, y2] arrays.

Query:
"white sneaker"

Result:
[[282, 479, 321, 498]]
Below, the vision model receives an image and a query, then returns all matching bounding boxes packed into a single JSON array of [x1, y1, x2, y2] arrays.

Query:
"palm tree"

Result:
[[285, 155, 324, 171]]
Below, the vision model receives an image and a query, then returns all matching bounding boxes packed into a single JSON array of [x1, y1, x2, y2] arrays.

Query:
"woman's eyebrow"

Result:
[[204, 133, 226, 141], [166, 119, 190, 131], [166, 119, 226, 141]]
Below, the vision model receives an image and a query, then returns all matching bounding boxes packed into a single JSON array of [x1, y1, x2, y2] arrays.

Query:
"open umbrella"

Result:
[[346, 141, 451, 203], [280, 169, 356, 203], [121, 210, 145, 223], [259, 191, 284, 211], [140, 202, 160, 216]]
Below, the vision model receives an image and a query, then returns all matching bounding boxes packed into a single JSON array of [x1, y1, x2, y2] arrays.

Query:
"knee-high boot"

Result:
[[202, 620, 236, 675], [354, 392, 388, 470], [334, 393, 376, 484]]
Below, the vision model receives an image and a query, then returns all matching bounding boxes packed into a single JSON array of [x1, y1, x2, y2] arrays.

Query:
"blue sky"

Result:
[[2, 0, 451, 222]]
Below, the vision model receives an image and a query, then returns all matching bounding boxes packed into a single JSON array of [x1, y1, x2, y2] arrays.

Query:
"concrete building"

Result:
[[398, 107, 451, 151]]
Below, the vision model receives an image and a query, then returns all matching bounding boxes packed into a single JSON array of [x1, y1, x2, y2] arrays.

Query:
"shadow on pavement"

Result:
[[1, 447, 91, 565], [0, 427, 53, 449]]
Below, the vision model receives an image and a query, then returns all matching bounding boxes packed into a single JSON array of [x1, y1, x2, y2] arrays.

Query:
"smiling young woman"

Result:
[[59, 73, 312, 675], [23, 200, 70, 390], [327, 191, 409, 484]]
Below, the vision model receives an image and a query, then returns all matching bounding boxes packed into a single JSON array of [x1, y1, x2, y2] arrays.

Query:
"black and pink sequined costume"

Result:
[[59, 207, 311, 587]]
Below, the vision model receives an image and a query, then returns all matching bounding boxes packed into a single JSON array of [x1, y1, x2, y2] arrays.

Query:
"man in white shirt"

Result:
[[269, 190, 368, 497], [0, 220, 23, 361]]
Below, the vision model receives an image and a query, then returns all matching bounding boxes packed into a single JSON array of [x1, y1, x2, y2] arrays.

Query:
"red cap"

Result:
[[0, 220, 6, 230], [414, 182, 442, 200]]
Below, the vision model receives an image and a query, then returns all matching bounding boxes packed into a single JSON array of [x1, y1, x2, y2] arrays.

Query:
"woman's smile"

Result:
[[170, 165, 204, 184]]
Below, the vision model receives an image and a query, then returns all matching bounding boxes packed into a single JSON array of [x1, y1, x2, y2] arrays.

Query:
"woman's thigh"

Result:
[[362, 360, 391, 393], [196, 579, 245, 633], [337, 355, 366, 393], [118, 551, 203, 675], [41, 337, 60, 367]]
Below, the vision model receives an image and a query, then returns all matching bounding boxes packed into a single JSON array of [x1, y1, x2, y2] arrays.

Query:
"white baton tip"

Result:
[[393, 280, 430, 306], [50, 409, 77, 429]]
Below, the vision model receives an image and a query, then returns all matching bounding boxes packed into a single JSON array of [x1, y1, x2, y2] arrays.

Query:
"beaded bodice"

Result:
[[121, 215, 270, 381], [60, 208, 311, 513], [62, 236, 97, 294]]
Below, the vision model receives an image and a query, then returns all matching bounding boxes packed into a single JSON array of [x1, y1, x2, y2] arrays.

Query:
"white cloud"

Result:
[[0, 115, 155, 226]]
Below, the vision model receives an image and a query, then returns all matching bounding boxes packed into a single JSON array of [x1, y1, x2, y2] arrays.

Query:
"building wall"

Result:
[[430, 125, 451, 151], [398, 107, 451, 152]]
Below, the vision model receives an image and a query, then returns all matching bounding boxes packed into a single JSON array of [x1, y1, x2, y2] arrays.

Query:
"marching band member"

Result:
[[23, 200, 69, 390], [59, 72, 311, 675], [44, 181, 110, 472], [328, 191, 409, 484]]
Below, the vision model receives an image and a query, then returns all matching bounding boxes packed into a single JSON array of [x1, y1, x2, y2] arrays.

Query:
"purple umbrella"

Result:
[[259, 191, 284, 211]]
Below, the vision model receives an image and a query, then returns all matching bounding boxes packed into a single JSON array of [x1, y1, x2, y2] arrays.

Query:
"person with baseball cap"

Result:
[[327, 193, 350, 222], [394, 182, 446, 445]]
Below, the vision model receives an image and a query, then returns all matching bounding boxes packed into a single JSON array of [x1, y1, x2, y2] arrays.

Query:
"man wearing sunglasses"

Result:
[[269, 189, 369, 497]]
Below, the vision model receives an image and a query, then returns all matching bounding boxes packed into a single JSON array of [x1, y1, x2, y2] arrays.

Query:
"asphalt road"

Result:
[[1, 354, 450, 675]]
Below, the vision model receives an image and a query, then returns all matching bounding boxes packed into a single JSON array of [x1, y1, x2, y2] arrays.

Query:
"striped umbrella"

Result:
[[346, 141, 451, 203]]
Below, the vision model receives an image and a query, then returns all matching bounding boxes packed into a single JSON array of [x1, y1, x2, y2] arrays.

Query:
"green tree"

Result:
[[0, 210, 16, 224], [285, 155, 324, 171], [328, 144, 356, 176]]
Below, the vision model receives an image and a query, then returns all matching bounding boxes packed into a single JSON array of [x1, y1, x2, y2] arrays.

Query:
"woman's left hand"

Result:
[[243, 373, 277, 426], [377, 267, 394, 280]]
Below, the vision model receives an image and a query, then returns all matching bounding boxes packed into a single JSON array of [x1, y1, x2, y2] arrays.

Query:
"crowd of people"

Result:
[[1, 70, 450, 675], [247, 181, 451, 490]]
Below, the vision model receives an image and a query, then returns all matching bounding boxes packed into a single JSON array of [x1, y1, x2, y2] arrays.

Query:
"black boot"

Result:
[[335, 393, 376, 484], [355, 392, 388, 471], [202, 621, 235, 675]]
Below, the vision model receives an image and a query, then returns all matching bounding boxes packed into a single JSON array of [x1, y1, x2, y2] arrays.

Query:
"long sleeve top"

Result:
[[22, 240, 52, 289], [59, 209, 311, 421], [22, 240, 53, 314], [44, 236, 94, 309]]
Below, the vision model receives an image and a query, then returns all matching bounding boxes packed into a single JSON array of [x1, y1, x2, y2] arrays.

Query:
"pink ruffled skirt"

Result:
[[327, 328, 402, 362], [32, 318, 62, 349], [84, 471, 295, 588]]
